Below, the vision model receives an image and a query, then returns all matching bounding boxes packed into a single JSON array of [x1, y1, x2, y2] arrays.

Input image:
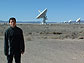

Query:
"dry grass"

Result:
[[1, 23, 84, 39], [24, 36, 32, 41]]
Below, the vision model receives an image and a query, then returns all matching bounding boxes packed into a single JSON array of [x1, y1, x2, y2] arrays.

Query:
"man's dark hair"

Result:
[[9, 17, 16, 23]]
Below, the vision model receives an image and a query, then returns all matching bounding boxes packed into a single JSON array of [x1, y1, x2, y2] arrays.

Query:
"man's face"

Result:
[[9, 20, 16, 28]]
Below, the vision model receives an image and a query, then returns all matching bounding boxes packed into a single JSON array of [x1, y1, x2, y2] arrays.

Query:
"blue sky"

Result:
[[0, 0, 84, 22]]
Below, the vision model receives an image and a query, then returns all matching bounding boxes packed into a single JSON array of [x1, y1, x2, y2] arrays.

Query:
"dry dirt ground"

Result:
[[1, 23, 84, 63], [0, 37, 84, 63], [1, 23, 84, 39]]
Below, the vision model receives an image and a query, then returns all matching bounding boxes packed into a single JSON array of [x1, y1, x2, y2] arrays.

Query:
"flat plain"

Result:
[[0, 23, 84, 63]]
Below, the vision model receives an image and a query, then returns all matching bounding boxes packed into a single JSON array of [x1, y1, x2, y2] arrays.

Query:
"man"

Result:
[[4, 17, 25, 63]]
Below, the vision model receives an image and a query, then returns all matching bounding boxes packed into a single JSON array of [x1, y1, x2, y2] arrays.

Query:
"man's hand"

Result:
[[21, 51, 24, 54]]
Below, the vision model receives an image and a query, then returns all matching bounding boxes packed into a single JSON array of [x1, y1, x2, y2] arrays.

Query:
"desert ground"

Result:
[[0, 23, 84, 63]]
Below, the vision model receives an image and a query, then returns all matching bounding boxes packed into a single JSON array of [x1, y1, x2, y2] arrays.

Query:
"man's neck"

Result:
[[10, 26, 16, 28]]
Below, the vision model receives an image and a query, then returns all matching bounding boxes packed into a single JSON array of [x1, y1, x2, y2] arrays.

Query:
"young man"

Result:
[[4, 17, 25, 63]]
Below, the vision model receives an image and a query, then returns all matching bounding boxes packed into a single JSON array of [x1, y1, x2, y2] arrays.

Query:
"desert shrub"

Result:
[[25, 36, 32, 41], [53, 32, 62, 35], [78, 36, 84, 39], [29, 33, 32, 35]]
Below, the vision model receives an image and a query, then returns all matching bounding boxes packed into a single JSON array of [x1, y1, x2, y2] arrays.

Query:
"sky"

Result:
[[0, 0, 84, 22]]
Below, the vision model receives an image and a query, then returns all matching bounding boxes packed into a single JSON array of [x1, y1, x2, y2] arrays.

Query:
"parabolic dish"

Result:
[[36, 8, 47, 19], [76, 18, 80, 22]]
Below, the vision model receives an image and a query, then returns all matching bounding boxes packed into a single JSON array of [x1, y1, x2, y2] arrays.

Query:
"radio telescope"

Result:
[[68, 20, 72, 23], [76, 18, 80, 24], [36, 8, 47, 24]]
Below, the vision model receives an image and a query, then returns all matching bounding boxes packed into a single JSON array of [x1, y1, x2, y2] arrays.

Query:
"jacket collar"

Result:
[[10, 26, 17, 29]]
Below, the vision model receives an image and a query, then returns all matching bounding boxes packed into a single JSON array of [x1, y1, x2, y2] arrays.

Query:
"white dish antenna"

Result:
[[64, 21, 67, 23], [64, 21, 68, 23], [36, 8, 47, 24], [76, 18, 80, 22], [68, 20, 72, 23]]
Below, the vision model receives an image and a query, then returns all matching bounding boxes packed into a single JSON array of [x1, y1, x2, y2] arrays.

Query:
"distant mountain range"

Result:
[[0, 20, 8, 23], [0, 20, 57, 23], [0, 20, 84, 24]]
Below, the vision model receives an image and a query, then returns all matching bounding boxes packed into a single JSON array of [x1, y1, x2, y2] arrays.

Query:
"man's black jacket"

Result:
[[4, 26, 25, 56]]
